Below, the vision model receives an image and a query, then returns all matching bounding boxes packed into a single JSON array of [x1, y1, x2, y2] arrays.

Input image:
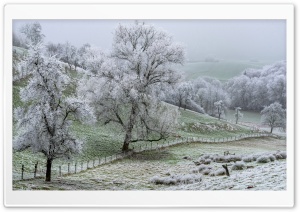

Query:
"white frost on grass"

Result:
[[163, 160, 286, 190]]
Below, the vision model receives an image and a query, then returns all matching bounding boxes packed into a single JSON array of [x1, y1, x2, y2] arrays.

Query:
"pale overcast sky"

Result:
[[13, 19, 286, 61]]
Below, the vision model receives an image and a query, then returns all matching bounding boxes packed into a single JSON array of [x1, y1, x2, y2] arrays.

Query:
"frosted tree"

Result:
[[234, 107, 243, 124], [80, 22, 185, 151], [261, 102, 285, 133], [193, 77, 230, 115], [170, 81, 193, 110], [60, 42, 78, 71], [20, 22, 45, 46], [13, 42, 94, 181], [214, 100, 226, 120]]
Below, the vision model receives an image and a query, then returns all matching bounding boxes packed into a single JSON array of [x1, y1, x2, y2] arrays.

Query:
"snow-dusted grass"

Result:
[[13, 137, 286, 190]]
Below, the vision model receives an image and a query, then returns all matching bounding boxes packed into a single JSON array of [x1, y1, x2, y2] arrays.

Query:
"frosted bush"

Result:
[[191, 164, 209, 173], [210, 168, 225, 176], [268, 154, 276, 162], [202, 169, 211, 175], [225, 155, 242, 162], [257, 156, 270, 163], [242, 156, 253, 163], [150, 174, 202, 185], [276, 151, 287, 159], [231, 161, 246, 170], [204, 159, 212, 164]]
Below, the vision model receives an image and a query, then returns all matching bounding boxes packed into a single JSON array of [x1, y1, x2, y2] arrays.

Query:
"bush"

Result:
[[225, 155, 242, 162], [210, 168, 225, 176], [268, 154, 276, 162], [276, 151, 287, 159], [242, 156, 253, 163], [257, 156, 270, 163], [191, 164, 210, 173], [204, 159, 212, 164], [150, 174, 202, 185], [231, 161, 246, 170]]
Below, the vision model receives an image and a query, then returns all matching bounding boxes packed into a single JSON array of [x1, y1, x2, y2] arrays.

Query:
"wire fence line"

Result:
[[13, 132, 275, 181]]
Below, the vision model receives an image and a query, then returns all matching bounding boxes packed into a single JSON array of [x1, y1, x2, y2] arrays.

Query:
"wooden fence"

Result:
[[14, 132, 274, 181]]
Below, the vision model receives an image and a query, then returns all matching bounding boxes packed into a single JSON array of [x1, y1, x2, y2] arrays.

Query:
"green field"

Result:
[[180, 60, 276, 81], [225, 109, 261, 124]]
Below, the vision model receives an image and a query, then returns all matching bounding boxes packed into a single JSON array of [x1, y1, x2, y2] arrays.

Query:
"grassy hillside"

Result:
[[13, 137, 286, 190], [180, 60, 276, 81]]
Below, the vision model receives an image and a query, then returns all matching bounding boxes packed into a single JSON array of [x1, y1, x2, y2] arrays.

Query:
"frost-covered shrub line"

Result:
[[150, 174, 202, 185]]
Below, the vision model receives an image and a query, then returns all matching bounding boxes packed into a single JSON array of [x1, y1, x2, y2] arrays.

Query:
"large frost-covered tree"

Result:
[[261, 102, 285, 133], [80, 22, 185, 151], [14, 42, 94, 181]]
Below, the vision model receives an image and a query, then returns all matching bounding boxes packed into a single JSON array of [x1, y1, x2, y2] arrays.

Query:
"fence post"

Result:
[[59, 166, 61, 177], [68, 163, 70, 174], [81, 162, 83, 171], [34, 162, 38, 178], [21, 164, 24, 180], [75, 163, 77, 174]]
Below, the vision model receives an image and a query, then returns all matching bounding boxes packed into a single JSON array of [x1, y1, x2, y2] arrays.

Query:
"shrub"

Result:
[[150, 174, 202, 185], [202, 168, 211, 175], [268, 154, 276, 162], [204, 159, 212, 164], [191, 164, 210, 173], [242, 156, 253, 163], [231, 161, 246, 170], [225, 155, 242, 162], [210, 168, 225, 176], [257, 156, 270, 163]]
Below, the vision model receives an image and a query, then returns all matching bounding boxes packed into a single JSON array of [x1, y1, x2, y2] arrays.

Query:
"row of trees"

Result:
[[225, 61, 286, 111]]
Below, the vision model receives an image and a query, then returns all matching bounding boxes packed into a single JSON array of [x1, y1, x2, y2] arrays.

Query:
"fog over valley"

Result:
[[13, 19, 286, 62]]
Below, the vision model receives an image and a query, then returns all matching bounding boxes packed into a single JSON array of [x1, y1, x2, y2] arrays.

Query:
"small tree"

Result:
[[234, 107, 243, 124], [261, 102, 285, 133], [20, 22, 45, 46], [13, 42, 94, 182], [214, 100, 225, 120]]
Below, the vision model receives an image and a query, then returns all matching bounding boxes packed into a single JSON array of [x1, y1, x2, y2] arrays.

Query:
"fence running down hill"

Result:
[[13, 132, 277, 181]]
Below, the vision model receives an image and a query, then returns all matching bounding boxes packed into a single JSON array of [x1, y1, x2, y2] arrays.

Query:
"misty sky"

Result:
[[13, 20, 286, 61]]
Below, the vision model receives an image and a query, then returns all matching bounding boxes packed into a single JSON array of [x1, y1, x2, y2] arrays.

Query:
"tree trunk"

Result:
[[122, 141, 130, 152], [122, 106, 136, 152], [45, 158, 53, 182], [270, 127, 273, 133]]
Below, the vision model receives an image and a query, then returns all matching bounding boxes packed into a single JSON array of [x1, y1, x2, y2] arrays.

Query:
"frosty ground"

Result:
[[13, 137, 286, 191]]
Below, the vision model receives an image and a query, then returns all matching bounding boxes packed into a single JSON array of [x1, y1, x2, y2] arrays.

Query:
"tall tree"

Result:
[[13, 42, 94, 182], [261, 102, 285, 133], [80, 22, 185, 151]]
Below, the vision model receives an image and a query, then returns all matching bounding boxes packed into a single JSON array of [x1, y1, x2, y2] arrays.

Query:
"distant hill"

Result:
[[180, 60, 277, 82]]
